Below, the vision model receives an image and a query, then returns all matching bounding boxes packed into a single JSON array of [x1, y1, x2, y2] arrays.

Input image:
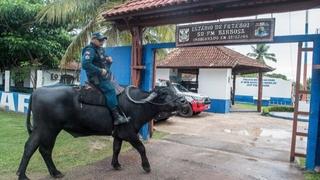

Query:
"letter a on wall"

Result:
[[0, 92, 16, 111]]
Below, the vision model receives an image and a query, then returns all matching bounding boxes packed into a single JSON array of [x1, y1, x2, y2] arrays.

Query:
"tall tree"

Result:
[[247, 44, 277, 64], [0, 0, 71, 70], [37, 0, 175, 65]]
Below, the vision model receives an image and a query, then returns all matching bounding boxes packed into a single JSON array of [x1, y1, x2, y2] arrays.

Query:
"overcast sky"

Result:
[[225, 9, 320, 81]]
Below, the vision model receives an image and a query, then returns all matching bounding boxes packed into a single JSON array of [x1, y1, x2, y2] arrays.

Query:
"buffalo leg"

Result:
[[39, 131, 63, 178], [129, 137, 151, 173], [111, 137, 123, 170], [17, 132, 40, 180]]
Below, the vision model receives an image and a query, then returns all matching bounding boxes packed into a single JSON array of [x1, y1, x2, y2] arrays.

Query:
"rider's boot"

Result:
[[111, 107, 129, 125]]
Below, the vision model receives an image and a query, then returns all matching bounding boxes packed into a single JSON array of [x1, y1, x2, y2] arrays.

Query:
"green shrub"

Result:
[[262, 107, 269, 115], [268, 106, 294, 112], [261, 106, 294, 115]]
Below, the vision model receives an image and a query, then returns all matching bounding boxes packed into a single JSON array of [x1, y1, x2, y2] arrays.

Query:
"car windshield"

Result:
[[174, 84, 189, 92]]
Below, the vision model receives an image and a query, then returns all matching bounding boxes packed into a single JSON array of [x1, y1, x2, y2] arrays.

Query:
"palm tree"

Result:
[[36, 0, 175, 66], [247, 44, 277, 64], [36, 0, 118, 65]]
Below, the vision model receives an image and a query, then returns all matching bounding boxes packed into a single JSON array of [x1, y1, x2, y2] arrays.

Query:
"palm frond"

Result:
[[36, 0, 103, 25], [57, 1, 124, 65], [265, 54, 277, 62], [247, 52, 257, 58], [60, 19, 96, 66]]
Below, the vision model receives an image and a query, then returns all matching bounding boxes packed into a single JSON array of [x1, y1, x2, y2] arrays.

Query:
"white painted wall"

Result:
[[42, 70, 79, 86], [198, 68, 232, 99], [5, 71, 10, 92], [235, 77, 292, 98], [156, 68, 170, 80], [0, 72, 3, 85], [36, 70, 43, 88], [23, 70, 35, 88]]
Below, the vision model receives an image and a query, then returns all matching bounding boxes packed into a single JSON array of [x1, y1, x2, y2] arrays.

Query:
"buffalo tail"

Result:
[[26, 94, 33, 135]]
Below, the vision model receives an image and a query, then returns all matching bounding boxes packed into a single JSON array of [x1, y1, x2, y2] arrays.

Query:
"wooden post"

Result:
[[4, 70, 10, 92], [130, 26, 143, 87], [291, 42, 303, 162], [232, 73, 236, 105], [301, 48, 308, 101], [257, 71, 263, 112]]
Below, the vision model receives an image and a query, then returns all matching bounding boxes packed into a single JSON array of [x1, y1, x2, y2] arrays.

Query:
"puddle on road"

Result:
[[223, 129, 250, 136], [260, 128, 291, 139]]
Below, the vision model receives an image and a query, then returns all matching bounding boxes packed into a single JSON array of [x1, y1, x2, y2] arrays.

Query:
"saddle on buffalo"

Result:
[[75, 81, 124, 107]]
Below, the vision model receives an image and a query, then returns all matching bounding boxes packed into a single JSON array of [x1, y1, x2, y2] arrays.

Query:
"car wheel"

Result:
[[178, 104, 193, 117], [193, 112, 201, 115]]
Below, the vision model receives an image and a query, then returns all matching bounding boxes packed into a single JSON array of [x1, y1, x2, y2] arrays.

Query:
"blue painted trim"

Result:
[[235, 95, 292, 106], [206, 99, 230, 113], [253, 99, 269, 106], [106, 46, 132, 86], [306, 39, 320, 170], [79, 69, 87, 85], [235, 95, 254, 104], [269, 97, 292, 106], [273, 35, 320, 44], [141, 35, 320, 47]]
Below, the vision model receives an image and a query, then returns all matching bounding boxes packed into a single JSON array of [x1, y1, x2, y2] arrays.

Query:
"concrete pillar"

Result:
[[4, 70, 10, 92], [36, 70, 43, 88], [257, 71, 263, 112]]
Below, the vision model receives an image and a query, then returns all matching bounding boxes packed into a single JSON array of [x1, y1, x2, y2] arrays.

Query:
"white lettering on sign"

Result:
[[18, 94, 30, 113], [0, 92, 15, 111], [0, 91, 31, 113], [240, 78, 277, 87]]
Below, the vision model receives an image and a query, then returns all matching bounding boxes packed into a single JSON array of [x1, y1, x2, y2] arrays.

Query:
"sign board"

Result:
[[235, 77, 292, 99], [176, 18, 275, 46]]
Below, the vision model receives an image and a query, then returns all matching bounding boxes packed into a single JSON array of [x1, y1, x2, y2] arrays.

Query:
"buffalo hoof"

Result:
[[16, 171, 30, 180], [51, 170, 64, 179], [18, 175, 30, 180], [143, 166, 151, 173], [112, 163, 122, 170]]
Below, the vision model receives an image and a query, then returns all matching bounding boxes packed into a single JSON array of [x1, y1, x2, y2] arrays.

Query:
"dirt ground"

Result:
[[33, 112, 306, 180]]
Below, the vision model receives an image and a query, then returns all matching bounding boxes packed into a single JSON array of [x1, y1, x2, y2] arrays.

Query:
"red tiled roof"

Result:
[[104, 0, 188, 17], [157, 46, 273, 72]]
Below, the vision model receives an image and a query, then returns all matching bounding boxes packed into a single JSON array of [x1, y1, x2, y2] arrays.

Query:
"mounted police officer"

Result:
[[81, 32, 129, 125]]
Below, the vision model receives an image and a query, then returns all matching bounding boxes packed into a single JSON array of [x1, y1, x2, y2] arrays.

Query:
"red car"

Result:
[[154, 81, 211, 121]]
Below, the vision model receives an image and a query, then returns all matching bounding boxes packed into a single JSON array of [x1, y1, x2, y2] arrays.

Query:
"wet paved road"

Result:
[[35, 112, 305, 180]]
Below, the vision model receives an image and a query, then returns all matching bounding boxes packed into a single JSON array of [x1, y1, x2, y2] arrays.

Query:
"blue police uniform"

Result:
[[81, 32, 128, 125], [81, 43, 117, 109]]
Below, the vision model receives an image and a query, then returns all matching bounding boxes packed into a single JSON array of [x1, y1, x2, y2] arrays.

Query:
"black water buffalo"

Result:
[[17, 84, 187, 180]]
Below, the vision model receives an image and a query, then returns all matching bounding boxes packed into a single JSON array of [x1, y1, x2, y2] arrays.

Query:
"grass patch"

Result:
[[233, 103, 258, 110], [0, 110, 131, 178], [297, 158, 320, 180], [152, 130, 169, 140], [0, 110, 170, 179]]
